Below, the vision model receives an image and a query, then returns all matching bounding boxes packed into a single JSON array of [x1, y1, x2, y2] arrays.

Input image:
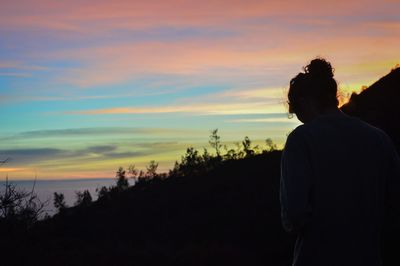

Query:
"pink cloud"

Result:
[[1, 0, 398, 32], [0, 60, 47, 71], [48, 28, 398, 88], [66, 100, 283, 116], [2, 0, 398, 92]]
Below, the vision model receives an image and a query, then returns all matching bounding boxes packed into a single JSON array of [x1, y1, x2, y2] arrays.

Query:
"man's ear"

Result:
[[299, 97, 311, 107], [299, 97, 318, 111], [296, 97, 308, 111]]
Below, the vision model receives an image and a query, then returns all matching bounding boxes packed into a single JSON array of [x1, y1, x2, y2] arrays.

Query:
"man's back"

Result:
[[280, 113, 400, 266]]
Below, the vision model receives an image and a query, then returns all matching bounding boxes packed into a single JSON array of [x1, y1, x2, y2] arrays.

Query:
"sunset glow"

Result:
[[1, 0, 399, 179]]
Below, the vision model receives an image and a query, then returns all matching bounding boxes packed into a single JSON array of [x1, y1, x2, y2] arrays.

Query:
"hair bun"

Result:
[[305, 58, 334, 78]]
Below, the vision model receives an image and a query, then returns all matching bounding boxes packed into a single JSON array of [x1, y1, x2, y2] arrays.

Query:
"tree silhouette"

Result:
[[0, 177, 46, 227], [265, 138, 277, 152], [242, 136, 255, 158], [116, 167, 129, 190], [209, 129, 222, 158], [179, 147, 202, 176], [146, 160, 158, 179], [96, 186, 110, 200], [53, 192, 67, 212], [201, 148, 213, 167], [74, 190, 92, 207], [128, 164, 138, 183]]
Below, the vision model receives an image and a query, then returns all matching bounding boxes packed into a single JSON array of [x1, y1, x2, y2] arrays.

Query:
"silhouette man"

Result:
[[280, 58, 400, 266]]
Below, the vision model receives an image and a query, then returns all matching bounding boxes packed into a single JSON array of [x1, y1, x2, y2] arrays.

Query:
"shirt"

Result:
[[280, 113, 400, 266]]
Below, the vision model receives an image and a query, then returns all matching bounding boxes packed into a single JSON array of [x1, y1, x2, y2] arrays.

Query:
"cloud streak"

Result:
[[67, 102, 282, 116], [1, 0, 398, 33], [0, 145, 154, 166], [1, 127, 196, 140]]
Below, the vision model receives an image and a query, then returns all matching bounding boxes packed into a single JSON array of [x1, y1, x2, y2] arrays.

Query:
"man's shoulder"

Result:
[[350, 117, 390, 141], [287, 124, 307, 139], [339, 116, 395, 152], [289, 115, 390, 144], [285, 125, 309, 149]]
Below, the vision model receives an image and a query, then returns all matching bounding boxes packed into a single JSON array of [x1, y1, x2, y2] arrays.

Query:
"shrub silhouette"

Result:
[[0, 177, 47, 231], [116, 166, 129, 190], [146, 160, 159, 179], [96, 186, 110, 200], [265, 138, 277, 152], [209, 129, 222, 158], [53, 192, 67, 212], [74, 190, 92, 206], [128, 164, 139, 182]]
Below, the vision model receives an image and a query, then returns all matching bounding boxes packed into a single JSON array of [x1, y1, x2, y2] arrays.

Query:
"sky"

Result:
[[0, 0, 399, 179]]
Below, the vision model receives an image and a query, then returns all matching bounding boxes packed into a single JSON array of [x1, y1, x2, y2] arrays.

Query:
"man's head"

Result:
[[288, 58, 339, 123]]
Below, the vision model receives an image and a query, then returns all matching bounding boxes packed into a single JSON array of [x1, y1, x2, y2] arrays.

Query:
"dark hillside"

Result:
[[6, 152, 295, 266], [341, 67, 400, 265], [342, 67, 400, 150]]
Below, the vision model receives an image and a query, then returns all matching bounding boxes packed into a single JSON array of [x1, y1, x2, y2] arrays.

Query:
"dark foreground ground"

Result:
[[2, 152, 292, 266], [1, 151, 399, 266]]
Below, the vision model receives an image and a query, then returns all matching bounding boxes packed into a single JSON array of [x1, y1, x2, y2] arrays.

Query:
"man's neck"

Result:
[[319, 107, 343, 117]]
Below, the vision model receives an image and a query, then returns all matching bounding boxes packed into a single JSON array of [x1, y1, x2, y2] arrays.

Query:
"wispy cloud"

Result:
[[0, 60, 48, 78], [0, 145, 151, 166], [63, 85, 288, 116], [2, 0, 397, 32], [67, 101, 282, 116], [0, 72, 32, 77], [225, 113, 293, 123], [228, 118, 294, 123], [2, 127, 190, 139], [176, 87, 287, 105], [0, 148, 66, 165], [0, 168, 26, 173], [0, 60, 47, 71], [37, 27, 399, 89]]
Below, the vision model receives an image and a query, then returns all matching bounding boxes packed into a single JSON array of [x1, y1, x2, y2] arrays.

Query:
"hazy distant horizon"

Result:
[[0, 178, 117, 214]]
